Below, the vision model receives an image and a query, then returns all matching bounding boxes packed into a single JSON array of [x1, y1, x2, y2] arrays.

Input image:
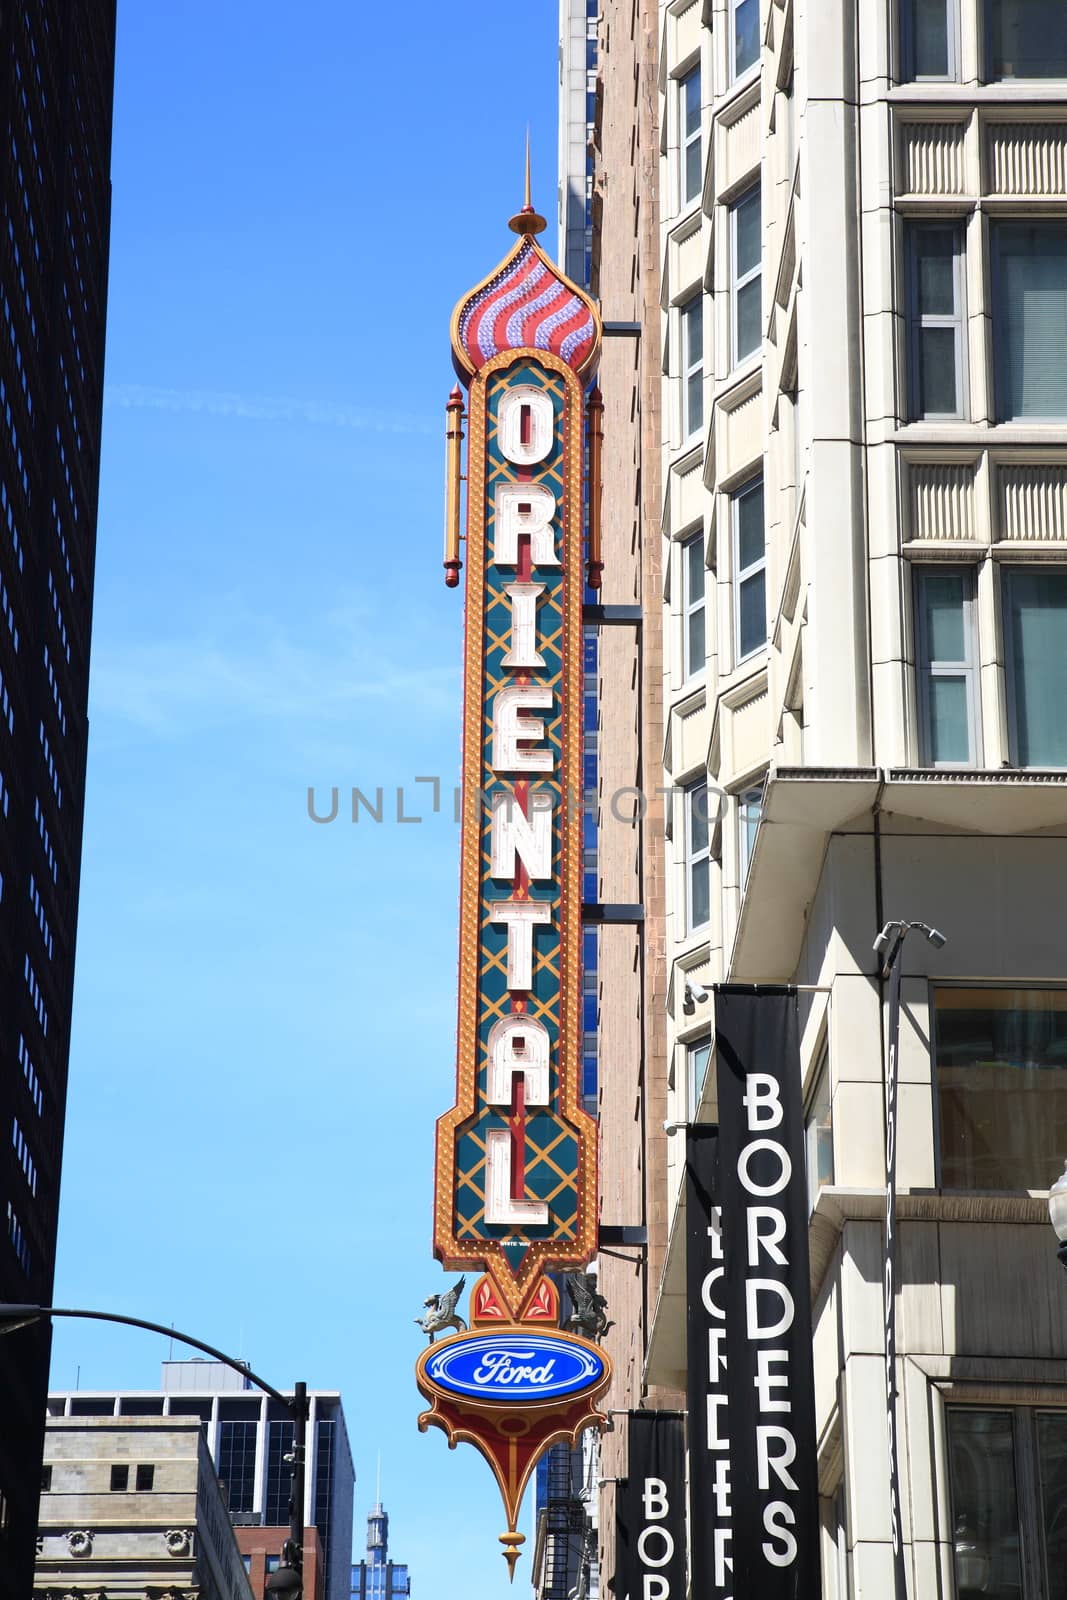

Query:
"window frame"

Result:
[[678, 64, 702, 208], [905, 221, 968, 421], [730, 186, 762, 368], [932, 982, 1067, 1191], [680, 529, 707, 684], [913, 563, 981, 767], [737, 780, 764, 885], [732, 474, 767, 664], [680, 292, 704, 441], [900, 0, 959, 81], [985, 0, 1067, 82], [803, 1045, 834, 1216], [686, 1034, 712, 1122], [683, 779, 711, 936], [1003, 563, 1067, 769], [992, 219, 1067, 422], [945, 1401, 1067, 1600], [730, 0, 761, 83]]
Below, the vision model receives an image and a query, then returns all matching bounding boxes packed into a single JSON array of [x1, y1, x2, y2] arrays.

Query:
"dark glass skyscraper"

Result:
[[0, 3, 116, 1591]]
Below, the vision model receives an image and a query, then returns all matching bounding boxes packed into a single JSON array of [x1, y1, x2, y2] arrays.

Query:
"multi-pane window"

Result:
[[731, 187, 761, 365], [934, 987, 1067, 1190], [217, 1417, 258, 1516], [914, 566, 979, 766], [737, 783, 763, 884], [907, 224, 966, 418], [265, 1415, 296, 1524], [681, 532, 706, 681], [684, 781, 711, 934], [804, 1050, 833, 1213], [731, 0, 760, 79], [686, 1036, 711, 1121], [680, 67, 702, 205], [947, 1406, 1067, 1599], [732, 476, 766, 661], [681, 295, 704, 439], [903, 0, 956, 77], [988, 0, 1067, 79], [1004, 567, 1067, 767], [993, 223, 1067, 419]]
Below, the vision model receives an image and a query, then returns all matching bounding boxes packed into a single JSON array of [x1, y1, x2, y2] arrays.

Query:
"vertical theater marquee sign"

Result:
[[414, 186, 611, 1579]]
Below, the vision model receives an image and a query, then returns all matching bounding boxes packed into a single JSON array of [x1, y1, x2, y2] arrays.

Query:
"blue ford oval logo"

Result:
[[424, 1332, 605, 1403]]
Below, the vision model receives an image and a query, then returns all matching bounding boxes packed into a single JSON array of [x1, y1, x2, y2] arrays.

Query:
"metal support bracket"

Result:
[[582, 903, 644, 925]]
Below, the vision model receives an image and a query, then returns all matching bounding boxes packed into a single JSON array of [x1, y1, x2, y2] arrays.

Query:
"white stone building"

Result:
[[35, 1415, 254, 1600], [590, 0, 1067, 1593]]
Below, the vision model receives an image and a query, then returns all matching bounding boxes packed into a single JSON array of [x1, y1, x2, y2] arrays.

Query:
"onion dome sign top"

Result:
[[451, 233, 600, 380]]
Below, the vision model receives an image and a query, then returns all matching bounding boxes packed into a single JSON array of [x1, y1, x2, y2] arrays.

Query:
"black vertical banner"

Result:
[[715, 985, 821, 1598], [615, 1479, 632, 1600], [623, 1413, 687, 1600], [686, 1126, 732, 1597]]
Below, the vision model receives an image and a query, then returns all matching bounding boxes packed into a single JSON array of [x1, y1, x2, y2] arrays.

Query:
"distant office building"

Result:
[[48, 1361, 355, 1600], [35, 1415, 254, 1600], [0, 3, 116, 1591], [350, 1500, 410, 1600]]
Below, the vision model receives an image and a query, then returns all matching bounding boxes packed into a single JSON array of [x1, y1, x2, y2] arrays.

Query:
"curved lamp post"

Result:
[[0, 1302, 307, 1596]]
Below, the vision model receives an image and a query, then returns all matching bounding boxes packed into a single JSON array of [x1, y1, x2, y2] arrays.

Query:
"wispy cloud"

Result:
[[89, 615, 459, 738], [105, 382, 435, 437]]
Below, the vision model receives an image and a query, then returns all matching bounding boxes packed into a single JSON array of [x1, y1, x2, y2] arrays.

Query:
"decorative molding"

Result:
[[65, 1531, 93, 1558], [997, 462, 1067, 541], [164, 1529, 193, 1558], [900, 120, 967, 195], [908, 460, 976, 541], [987, 121, 1067, 196]]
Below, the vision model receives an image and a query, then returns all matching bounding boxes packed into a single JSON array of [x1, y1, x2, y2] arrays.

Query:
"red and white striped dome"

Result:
[[452, 235, 600, 380]]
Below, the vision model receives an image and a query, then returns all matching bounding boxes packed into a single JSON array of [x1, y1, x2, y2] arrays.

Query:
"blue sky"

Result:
[[49, 4, 562, 1594]]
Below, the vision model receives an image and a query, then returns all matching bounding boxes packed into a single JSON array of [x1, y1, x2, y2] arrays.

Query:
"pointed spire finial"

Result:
[[509, 129, 547, 236]]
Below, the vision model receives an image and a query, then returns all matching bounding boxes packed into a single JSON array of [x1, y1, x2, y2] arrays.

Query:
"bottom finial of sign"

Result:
[[499, 1530, 525, 1581], [415, 1324, 613, 1573]]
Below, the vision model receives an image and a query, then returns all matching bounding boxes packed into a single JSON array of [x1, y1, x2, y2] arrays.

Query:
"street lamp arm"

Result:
[[0, 1302, 292, 1410]]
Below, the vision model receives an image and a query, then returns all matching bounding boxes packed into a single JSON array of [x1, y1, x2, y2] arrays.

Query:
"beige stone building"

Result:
[[35, 1415, 254, 1600], [587, 0, 1067, 1594]]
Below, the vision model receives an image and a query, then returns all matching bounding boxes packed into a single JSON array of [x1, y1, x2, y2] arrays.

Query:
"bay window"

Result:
[[681, 294, 704, 440], [684, 780, 711, 935], [732, 476, 766, 662], [686, 1035, 711, 1121], [680, 67, 702, 205], [731, 186, 762, 366], [681, 531, 706, 682], [731, 0, 760, 80]]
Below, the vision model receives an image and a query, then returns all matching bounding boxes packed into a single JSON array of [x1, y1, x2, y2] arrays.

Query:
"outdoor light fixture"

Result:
[[683, 978, 709, 1013], [1049, 1159, 1067, 1269], [873, 919, 946, 979]]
